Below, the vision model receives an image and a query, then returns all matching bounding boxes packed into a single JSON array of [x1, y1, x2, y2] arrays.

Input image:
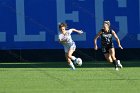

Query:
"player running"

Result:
[[58, 23, 83, 70], [94, 21, 123, 70]]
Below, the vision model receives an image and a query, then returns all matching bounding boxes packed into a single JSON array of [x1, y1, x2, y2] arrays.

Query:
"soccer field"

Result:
[[0, 61, 140, 93]]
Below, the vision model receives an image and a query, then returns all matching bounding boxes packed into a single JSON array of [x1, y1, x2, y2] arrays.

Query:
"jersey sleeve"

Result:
[[67, 29, 73, 34], [58, 34, 63, 40], [111, 29, 114, 33]]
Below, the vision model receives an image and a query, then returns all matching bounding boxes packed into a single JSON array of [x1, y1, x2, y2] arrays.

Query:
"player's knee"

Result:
[[108, 59, 113, 63], [105, 57, 112, 63], [67, 54, 72, 59]]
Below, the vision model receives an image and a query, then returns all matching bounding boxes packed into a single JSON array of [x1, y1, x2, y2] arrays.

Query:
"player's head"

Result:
[[103, 20, 110, 30], [59, 23, 67, 33]]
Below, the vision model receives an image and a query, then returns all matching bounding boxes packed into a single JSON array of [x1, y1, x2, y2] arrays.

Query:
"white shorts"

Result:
[[64, 43, 76, 53]]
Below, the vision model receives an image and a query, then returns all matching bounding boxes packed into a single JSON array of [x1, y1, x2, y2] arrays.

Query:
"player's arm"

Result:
[[94, 31, 102, 50], [112, 30, 123, 49], [58, 38, 63, 43], [71, 29, 83, 34]]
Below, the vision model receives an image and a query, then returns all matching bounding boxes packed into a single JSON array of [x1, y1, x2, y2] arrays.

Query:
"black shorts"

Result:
[[101, 43, 114, 54]]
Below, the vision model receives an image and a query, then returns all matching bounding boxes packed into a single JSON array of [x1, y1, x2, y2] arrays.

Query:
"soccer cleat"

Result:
[[117, 60, 123, 68], [70, 68, 76, 70]]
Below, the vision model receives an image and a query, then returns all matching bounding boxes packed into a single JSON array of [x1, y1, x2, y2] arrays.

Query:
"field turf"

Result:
[[0, 61, 140, 93]]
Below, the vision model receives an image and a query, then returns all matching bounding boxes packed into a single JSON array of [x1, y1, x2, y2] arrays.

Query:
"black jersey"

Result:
[[101, 29, 113, 46]]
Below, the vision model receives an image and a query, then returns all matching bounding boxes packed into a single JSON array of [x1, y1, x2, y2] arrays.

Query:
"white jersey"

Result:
[[58, 29, 76, 53], [59, 29, 75, 45]]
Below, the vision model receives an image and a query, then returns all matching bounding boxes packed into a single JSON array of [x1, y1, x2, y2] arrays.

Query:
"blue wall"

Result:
[[0, 0, 140, 49]]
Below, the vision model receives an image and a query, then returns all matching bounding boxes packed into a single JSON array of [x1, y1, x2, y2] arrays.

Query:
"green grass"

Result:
[[0, 62, 140, 93]]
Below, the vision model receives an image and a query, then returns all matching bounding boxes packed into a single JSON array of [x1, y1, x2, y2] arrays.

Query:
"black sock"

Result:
[[113, 60, 117, 68]]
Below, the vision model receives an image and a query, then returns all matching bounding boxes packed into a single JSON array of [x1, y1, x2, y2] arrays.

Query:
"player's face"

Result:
[[60, 26, 66, 33], [103, 23, 109, 31]]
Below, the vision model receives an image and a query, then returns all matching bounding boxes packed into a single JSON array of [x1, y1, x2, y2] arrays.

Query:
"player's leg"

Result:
[[109, 48, 116, 60], [65, 53, 75, 70], [104, 53, 113, 63], [67, 44, 77, 62], [102, 46, 117, 70], [109, 48, 118, 70], [104, 53, 119, 70], [102, 47, 113, 63], [109, 48, 123, 68], [103, 46, 118, 70], [67, 49, 76, 70]]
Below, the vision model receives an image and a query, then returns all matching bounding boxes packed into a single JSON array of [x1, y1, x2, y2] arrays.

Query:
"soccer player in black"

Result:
[[94, 21, 123, 70]]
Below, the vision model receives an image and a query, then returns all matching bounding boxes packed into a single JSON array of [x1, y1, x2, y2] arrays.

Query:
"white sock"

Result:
[[117, 60, 121, 64], [69, 62, 75, 70], [71, 56, 76, 61]]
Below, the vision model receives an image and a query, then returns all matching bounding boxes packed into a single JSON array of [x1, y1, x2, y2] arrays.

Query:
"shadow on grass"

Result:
[[0, 61, 140, 68]]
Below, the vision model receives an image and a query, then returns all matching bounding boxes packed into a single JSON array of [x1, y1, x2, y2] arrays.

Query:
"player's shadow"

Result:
[[0, 61, 140, 68], [0, 62, 67, 68]]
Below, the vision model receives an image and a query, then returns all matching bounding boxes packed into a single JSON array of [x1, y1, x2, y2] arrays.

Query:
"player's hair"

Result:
[[59, 23, 67, 29], [104, 20, 110, 27]]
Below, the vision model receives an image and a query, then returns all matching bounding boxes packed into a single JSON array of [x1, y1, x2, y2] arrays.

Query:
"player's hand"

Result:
[[59, 38, 67, 44], [78, 30, 83, 34], [94, 45, 98, 50], [118, 44, 123, 49], [60, 40, 66, 44]]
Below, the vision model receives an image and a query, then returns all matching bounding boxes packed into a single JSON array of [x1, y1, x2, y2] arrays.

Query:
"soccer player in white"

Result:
[[58, 23, 83, 70]]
